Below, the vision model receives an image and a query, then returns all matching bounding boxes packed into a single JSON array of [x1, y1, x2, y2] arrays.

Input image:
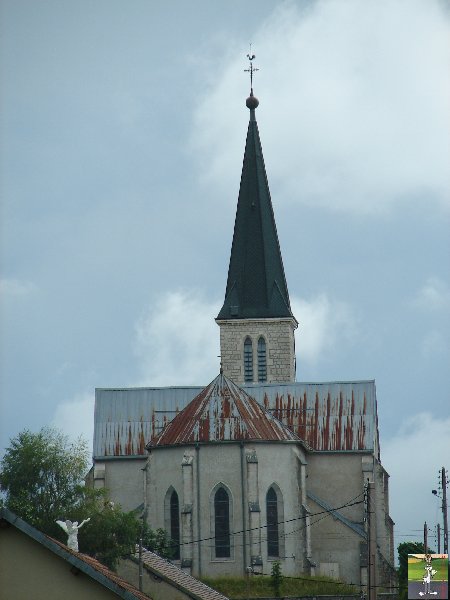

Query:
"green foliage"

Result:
[[0, 427, 89, 536], [142, 524, 174, 559], [270, 560, 283, 597], [0, 426, 172, 571], [201, 574, 357, 599], [75, 491, 141, 570], [68, 492, 174, 570]]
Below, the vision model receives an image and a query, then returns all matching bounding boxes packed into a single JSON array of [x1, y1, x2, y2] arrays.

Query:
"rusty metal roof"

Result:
[[250, 380, 377, 454], [93, 380, 378, 458], [94, 385, 202, 457], [149, 373, 299, 447]]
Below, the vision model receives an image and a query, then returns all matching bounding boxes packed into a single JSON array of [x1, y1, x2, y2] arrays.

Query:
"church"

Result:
[[90, 69, 396, 590]]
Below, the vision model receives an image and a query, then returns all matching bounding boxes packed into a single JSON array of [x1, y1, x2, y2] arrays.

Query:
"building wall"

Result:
[[91, 446, 395, 588], [93, 458, 147, 512], [145, 441, 308, 578], [307, 452, 369, 586], [218, 318, 297, 384], [0, 526, 120, 600], [306, 452, 396, 590], [374, 462, 396, 588], [118, 558, 193, 600]]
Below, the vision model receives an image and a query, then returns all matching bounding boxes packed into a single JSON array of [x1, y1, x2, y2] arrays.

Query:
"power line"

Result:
[[275, 574, 400, 590], [163, 494, 365, 550]]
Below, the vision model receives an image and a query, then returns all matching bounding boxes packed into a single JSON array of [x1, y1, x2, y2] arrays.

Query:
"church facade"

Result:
[[90, 83, 395, 589]]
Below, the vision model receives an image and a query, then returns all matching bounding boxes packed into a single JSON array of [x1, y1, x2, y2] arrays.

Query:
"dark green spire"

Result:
[[217, 93, 294, 320]]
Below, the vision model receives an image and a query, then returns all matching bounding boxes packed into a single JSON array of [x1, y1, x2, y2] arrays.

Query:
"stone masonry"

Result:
[[217, 317, 297, 384]]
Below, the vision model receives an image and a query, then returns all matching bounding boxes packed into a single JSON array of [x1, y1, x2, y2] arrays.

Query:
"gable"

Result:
[[0, 508, 149, 600]]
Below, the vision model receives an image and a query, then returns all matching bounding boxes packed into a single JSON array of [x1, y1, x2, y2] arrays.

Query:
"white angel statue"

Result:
[[56, 518, 90, 551]]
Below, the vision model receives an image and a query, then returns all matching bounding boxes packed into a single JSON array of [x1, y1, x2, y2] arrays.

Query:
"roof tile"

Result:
[[136, 547, 228, 600]]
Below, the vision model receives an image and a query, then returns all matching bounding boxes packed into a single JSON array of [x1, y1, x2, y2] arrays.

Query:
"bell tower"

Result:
[[216, 55, 298, 384]]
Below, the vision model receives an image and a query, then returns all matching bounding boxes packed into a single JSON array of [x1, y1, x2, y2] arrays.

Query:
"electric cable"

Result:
[[161, 492, 365, 550]]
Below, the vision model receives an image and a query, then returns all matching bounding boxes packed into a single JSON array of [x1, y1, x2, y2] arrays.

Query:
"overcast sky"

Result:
[[1, 0, 449, 557]]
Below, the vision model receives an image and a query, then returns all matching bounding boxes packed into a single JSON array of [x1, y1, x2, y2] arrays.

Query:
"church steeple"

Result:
[[216, 89, 294, 321], [216, 57, 297, 385]]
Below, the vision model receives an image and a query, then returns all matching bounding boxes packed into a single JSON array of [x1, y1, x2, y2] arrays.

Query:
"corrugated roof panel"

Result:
[[94, 386, 203, 457], [93, 380, 378, 458], [150, 374, 299, 447], [251, 381, 376, 452]]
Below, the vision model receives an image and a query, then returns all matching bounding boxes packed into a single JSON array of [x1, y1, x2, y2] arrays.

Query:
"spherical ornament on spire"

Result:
[[246, 92, 259, 110]]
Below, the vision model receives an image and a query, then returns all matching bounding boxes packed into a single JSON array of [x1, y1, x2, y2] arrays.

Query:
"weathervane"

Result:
[[244, 44, 259, 93]]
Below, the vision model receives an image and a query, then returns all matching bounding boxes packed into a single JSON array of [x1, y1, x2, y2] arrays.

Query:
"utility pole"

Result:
[[424, 522, 428, 553], [442, 467, 448, 554], [437, 524, 441, 554], [139, 534, 143, 591], [367, 481, 377, 600]]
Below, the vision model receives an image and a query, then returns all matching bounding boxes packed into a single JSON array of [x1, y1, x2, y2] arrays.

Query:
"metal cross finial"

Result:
[[244, 44, 259, 93]]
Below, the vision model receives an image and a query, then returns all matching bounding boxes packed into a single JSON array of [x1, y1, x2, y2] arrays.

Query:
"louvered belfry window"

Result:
[[170, 490, 180, 559], [267, 487, 279, 557], [244, 337, 253, 382], [257, 336, 267, 382], [214, 487, 231, 558]]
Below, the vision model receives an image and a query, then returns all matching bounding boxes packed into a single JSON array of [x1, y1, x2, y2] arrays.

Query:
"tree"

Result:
[[0, 427, 89, 537], [142, 524, 175, 559], [270, 560, 283, 597], [0, 427, 170, 570], [73, 490, 141, 569]]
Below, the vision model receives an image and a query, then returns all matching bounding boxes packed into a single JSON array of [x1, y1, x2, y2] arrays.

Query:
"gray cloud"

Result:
[[413, 277, 450, 312], [292, 294, 360, 367], [191, 0, 450, 214], [383, 413, 450, 550], [0, 278, 36, 296], [134, 290, 221, 386], [2, 0, 449, 559]]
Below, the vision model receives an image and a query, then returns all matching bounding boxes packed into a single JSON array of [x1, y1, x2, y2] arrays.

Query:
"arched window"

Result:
[[244, 337, 253, 383], [164, 488, 180, 560], [267, 487, 279, 557], [170, 489, 180, 559], [257, 336, 267, 382], [214, 487, 230, 558]]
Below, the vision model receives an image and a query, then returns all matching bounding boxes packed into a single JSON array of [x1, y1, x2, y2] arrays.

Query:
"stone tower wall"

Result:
[[217, 317, 297, 384]]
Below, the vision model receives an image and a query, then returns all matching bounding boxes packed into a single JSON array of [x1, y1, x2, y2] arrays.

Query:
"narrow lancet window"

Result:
[[244, 337, 253, 382], [267, 487, 279, 557], [214, 487, 230, 558], [170, 490, 180, 559], [257, 336, 267, 382]]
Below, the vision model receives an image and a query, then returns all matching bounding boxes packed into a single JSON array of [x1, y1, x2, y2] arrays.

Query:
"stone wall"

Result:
[[145, 441, 308, 579], [306, 453, 396, 591], [93, 458, 147, 513], [306, 453, 369, 586], [217, 317, 297, 384]]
